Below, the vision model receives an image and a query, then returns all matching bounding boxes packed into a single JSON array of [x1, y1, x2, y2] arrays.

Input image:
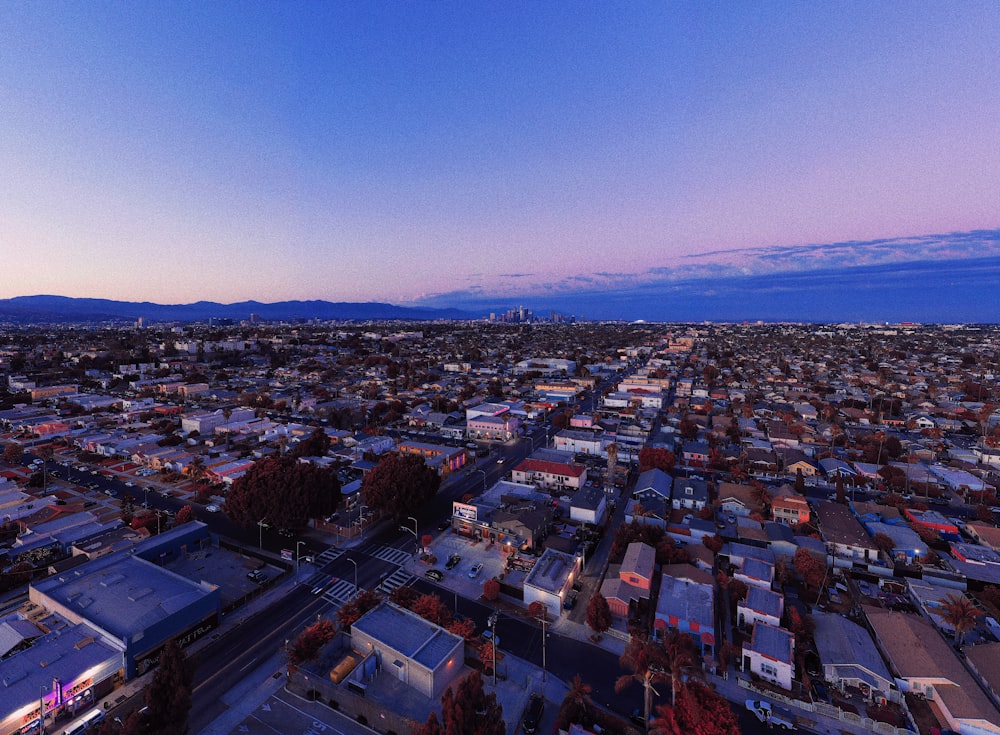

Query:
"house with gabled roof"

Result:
[[738, 586, 784, 630], [812, 611, 895, 702], [600, 541, 655, 618], [655, 564, 715, 655]]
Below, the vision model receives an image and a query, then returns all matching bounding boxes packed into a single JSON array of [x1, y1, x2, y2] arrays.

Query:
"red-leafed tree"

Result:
[[586, 593, 613, 637], [638, 447, 676, 473], [482, 578, 500, 601], [528, 601, 546, 621], [793, 548, 826, 592], [411, 593, 452, 627], [668, 681, 741, 735], [389, 584, 419, 608], [290, 427, 331, 458], [362, 452, 440, 522], [702, 535, 723, 554], [412, 711, 444, 735], [226, 455, 340, 530], [434, 670, 504, 735], [287, 617, 336, 668], [336, 589, 379, 630], [448, 617, 476, 640], [174, 504, 194, 525], [2, 443, 23, 465]]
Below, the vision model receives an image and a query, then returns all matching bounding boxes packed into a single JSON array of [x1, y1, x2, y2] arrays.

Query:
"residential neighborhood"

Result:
[[3, 319, 1000, 735]]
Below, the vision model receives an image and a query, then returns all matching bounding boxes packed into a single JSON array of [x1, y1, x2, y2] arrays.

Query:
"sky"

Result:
[[1, 2, 999, 320]]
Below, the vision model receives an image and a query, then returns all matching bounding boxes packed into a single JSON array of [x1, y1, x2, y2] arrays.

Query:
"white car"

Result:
[[205, 504, 220, 513]]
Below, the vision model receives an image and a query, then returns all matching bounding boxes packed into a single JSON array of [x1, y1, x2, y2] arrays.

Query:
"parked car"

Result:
[[521, 694, 544, 734], [445, 554, 462, 570], [468, 562, 483, 578], [205, 504, 220, 513], [425, 569, 444, 582], [745, 700, 796, 730], [563, 591, 578, 610]]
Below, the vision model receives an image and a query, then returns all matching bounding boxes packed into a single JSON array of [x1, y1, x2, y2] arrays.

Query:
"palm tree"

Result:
[[940, 592, 982, 646], [616, 637, 669, 733], [660, 629, 702, 705]]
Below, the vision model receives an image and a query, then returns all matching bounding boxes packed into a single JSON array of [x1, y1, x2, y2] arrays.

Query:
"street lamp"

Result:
[[347, 557, 358, 593], [295, 541, 306, 580], [359, 504, 369, 540], [257, 519, 269, 549], [143, 487, 149, 508], [475, 468, 487, 491], [399, 516, 419, 555]]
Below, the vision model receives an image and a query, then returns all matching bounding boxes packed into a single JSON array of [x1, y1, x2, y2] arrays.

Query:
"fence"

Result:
[[737, 677, 913, 735]]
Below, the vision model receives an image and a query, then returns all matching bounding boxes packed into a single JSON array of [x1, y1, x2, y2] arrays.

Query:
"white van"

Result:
[[62, 708, 104, 735]]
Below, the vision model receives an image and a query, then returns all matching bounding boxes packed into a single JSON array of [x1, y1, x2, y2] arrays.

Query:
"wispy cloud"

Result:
[[410, 230, 1000, 320]]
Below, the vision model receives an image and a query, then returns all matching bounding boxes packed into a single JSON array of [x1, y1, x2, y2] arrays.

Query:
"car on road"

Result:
[[425, 569, 444, 582], [521, 694, 544, 734], [445, 554, 462, 570], [496, 458, 504, 464], [468, 563, 483, 578], [205, 504, 220, 513]]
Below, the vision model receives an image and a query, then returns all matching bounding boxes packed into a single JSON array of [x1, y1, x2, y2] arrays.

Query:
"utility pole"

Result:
[[488, 611, 498, 686], [540, 614, 548, 682]]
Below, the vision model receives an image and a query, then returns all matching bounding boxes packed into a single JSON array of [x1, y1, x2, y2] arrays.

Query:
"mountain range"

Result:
[[0, 295, 477, 325]]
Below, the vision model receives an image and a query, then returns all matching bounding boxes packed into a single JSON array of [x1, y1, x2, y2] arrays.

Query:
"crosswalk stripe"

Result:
[[376, 570, 414, 594], [316, 547, 344, 564], [323, 579, 358, 604]]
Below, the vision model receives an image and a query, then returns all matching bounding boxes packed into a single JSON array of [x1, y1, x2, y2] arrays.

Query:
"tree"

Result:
[[554, 675, 593, 733], [291, 427, 331, 458], [175, 505, 194, 525], [585, 593, 612, 637], [940, 592, 982, 645], [794, 468, 805, 495], [120, 493, 135, 525], [835, 474, 846, 504], [616, 637, 670, 732], [702, 535, 723, 554], [2, 442, 23, 465], [482, 578, 500, 601], [793, 548, 826, 592], [336, 589, 380, 630], [448, 617, 476, 640], [872, 532, 895, 554], [666, 681, 741, 735], [411, 593, 452, 627], [660, 629, 702, 706], [225, 455, 340, 530], [638, 447, 676, 473], [287, 617, 336, 668], [362, 453, 441, 522], [527, 601, 546, 621], [142, 639, 195, 735], [422, 670, 504, 735]]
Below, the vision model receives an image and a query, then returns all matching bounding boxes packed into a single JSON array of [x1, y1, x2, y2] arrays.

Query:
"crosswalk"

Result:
[[376, 568, 414, 595], [315, 547, 344, 565], [321, 578, 359, 605], [358, 542, 412, 566]]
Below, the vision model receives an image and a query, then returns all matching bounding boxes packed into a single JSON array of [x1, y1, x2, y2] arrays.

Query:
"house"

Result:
[[624, 497, 670, 529], [633, 468, 672, 502], [672, 477, 709, 511], [716, 481, 762, 517], [863, 521, 927, 564], [511, 458, 587, 492], [813, 500, 879, 562], [771, 494, 810, 526], [681, 441, 711, 466], [738, 586, 784, 630], [600, 542, 655, 618], [812, 611, 895, 702], [569, 486, 608, 525], [736, 557, 775, 591], [743, 622, 795, 690], [654, 564, 715, 654], [866, 606, 1000, 733], [819, 457, 857, 478]]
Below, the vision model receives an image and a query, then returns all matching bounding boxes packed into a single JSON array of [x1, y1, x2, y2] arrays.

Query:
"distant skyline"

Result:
[[2, 3, 998, 316]]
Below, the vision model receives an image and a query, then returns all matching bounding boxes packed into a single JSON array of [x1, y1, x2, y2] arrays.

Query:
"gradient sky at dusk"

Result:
[[2, 2, 998, 314]]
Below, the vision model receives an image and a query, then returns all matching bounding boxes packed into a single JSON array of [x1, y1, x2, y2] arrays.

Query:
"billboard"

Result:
[[453, 502, 478, 522]]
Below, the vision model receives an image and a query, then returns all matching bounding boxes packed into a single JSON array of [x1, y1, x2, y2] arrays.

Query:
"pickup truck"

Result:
[[745, 700, 796, 730]]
